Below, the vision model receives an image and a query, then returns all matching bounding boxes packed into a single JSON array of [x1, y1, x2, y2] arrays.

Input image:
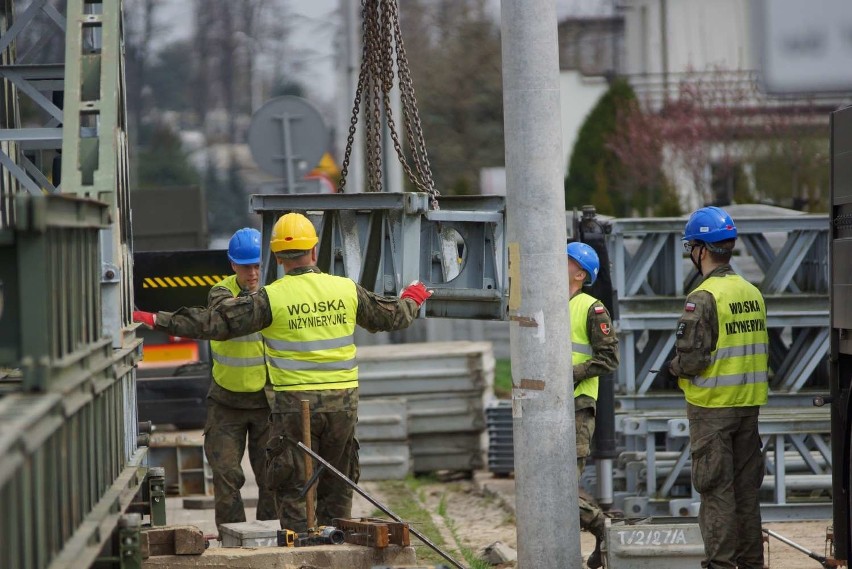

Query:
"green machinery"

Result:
[[0, 1, 162, 568]]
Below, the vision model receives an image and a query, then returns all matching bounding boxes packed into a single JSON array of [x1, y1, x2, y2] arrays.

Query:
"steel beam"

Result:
[[761, 230, 820, 293], [615, 408, 831, 514], [251, 192, 507, 320]]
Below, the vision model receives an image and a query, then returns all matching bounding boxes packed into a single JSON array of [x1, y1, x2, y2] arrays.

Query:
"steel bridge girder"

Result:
[[251, 192, 508, 320]]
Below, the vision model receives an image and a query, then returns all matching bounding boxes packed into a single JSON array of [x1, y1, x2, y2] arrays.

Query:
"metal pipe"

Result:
[[383, 66, 403, 193], [621, 452, 830, 471], [295, 442, 467, 569], [762, 528, 831, 569], [597, 459, 614, 508], [501, 0, 579, 566]]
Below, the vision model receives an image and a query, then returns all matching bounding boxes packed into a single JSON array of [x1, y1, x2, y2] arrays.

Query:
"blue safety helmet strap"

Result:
[[228, 228, 262, 265], [683, 206, 737, 243], [566, 242, 600, 285]]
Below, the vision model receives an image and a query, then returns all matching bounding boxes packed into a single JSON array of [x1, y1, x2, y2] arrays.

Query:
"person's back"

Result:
[[255, 213, 431, 531], [681, 272, 768, 407], [263, 271, 359, 391], [133, 214, 433, 533], [566, 242, 619, 569], [666, 207, 768, 569]]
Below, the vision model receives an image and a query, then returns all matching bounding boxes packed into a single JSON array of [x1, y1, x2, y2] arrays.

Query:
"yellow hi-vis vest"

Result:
[[262, 272, 358, 391], [571, 292, 599, 400], [209, 275, 267, 392], [678, 274, 769, 408]]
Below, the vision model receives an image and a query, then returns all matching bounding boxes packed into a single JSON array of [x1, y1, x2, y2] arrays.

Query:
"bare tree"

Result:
[[400, 0, 503, 195], [124, 0, 160, 144], [607, 68, 831, 212], [189, 0, 297, 136], [751, 103, 828, 211], [606, 99, 668, 214]]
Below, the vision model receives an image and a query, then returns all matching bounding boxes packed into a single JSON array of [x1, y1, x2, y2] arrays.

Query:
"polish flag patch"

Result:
[[685, 302, 696, 312], [594, 305, 606, 314]]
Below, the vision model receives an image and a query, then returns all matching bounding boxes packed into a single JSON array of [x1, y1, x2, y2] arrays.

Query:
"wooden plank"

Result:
[[366, 517, 410, 546], [334, 518, 390, 548], [142, 526, 206, 556]]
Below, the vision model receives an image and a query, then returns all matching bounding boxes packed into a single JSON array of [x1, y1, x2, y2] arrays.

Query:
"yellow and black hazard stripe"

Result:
[[142, 275, 229, 288]]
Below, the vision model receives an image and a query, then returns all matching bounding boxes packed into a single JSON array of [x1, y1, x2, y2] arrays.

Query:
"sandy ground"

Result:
[[163, 448, 836, 568], [352, 477, 836, 569]]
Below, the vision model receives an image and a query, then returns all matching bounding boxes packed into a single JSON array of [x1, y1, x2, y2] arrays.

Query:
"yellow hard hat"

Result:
[[270, 213, 318, 253]]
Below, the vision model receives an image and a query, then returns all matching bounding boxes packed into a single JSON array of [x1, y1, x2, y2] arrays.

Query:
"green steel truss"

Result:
[[0, 1, 148, 569]]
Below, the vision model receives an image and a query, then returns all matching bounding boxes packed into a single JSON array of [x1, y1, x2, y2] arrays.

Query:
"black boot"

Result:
[[587, 535, 603, 569]]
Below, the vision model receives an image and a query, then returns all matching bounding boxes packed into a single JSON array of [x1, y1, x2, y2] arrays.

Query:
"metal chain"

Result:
[[336, 0, 440, 209], [363, 0, 381, 192], [390, 5, 438, 205]]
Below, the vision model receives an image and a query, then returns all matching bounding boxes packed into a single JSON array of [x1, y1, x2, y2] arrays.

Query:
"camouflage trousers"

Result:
[[204, 399, 277, 530], [575, 407, 606, 539], [688, 404, 764, 569], [266, 409, 360, 532]]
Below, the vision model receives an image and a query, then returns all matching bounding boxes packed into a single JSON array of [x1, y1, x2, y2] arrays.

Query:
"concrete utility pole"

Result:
[[501, 0, 581, 567]]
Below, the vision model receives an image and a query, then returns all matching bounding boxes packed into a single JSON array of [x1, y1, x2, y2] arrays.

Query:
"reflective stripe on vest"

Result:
[[571, 292, 600, 400], [209, 275, 267, 392], [263, 272, 358, 391], [265, 335, 354, 352], [678, 274, 769, 408]]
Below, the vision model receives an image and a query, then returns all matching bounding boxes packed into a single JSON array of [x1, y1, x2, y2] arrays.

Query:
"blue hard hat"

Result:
[[567, 242, 600, 285], [683, 206, 737, 243], [228, 228, 262, 265]]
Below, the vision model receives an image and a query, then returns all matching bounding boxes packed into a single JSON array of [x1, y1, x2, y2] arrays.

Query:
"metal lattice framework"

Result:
[[609, 214, 829, 405], [612, 410, 831, 521], [600, 212, 832, 520], [0, 1, 149, 569], [251, 192, 507, 320]]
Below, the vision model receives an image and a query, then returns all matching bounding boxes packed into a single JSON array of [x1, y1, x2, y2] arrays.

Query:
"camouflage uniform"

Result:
[[571, 291, 619, 543], [155, 266, 418, 532], [670, 265, 765, 569], [204, 286, 276, 530], [204, 387, 276, 528], [265, 390, 361, 531]]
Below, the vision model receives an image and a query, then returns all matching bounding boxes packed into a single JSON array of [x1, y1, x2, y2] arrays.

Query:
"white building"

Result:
[[616, 0, 848, 211], [557, 16, 623, 177], [623, 0, 752, 79]]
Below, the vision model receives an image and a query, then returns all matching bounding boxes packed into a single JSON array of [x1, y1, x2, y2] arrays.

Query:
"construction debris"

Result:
[[478, 541, 518, 565], [335, 518, 411, 548], [141, 526, 206, 557]]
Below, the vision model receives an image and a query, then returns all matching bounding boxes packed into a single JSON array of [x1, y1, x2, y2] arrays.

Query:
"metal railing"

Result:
[[626, 69, 850, 114]]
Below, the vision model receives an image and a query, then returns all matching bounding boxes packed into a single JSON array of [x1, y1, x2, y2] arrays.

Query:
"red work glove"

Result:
[[133, 310, 156, 329], [400, 281, 433, 307]]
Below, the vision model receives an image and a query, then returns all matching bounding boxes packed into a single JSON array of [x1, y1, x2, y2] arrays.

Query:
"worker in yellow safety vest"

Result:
[[566, 242, 619, 569], [657, 206, 769, 569], [133, 213, 431, 532], [205, 228, 276, 533]]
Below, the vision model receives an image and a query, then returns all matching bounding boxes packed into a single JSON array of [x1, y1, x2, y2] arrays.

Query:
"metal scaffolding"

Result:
[[610, 212, 829, 403], [605, 210, 831, 521], [0, 2, 154, 569]]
